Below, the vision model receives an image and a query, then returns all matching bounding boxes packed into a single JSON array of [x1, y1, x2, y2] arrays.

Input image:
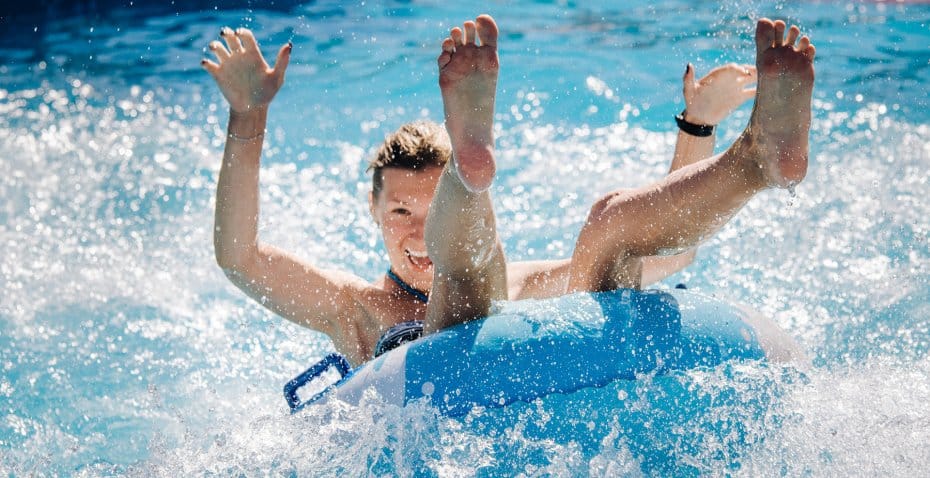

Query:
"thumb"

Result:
[[682, 63, 696, 99], [273, 42, 292, 84]]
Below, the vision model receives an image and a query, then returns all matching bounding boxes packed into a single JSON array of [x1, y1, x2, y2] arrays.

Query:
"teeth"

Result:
[[406, 249, 429, 258]]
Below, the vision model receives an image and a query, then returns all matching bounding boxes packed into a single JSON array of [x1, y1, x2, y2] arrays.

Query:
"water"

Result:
[[1, 0, 929, 475]]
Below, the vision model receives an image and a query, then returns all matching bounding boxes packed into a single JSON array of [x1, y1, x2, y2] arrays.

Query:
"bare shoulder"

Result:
[[506, 259, 572, 300], [221, 244, 380, 338], [329, 274, 429, 364]]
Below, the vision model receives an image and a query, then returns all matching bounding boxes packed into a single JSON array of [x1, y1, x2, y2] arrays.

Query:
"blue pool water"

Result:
[[2, 0, 929, 475]]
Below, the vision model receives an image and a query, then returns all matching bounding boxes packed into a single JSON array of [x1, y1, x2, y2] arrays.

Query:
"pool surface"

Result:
[[2, 0, 929, 475]]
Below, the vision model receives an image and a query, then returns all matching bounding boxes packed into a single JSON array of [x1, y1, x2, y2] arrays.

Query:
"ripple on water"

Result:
[[2, 1, 930, 474]]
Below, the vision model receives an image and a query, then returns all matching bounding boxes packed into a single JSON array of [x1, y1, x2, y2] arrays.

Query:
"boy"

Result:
[[203, 15, 811, 366]]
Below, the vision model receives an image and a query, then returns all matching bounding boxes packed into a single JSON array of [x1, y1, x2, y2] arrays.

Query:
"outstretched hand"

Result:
[[682, 63, 756, 126], [202, 27, 292, 114]]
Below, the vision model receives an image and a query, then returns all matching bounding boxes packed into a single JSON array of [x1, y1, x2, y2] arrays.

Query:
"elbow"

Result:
[[215, 254, 240, 275], [215, 254, 255, 288], [214, 239, 255, 275]]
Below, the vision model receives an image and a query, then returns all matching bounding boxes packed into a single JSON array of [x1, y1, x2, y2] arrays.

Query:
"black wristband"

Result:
[[675, 110, 715, 137]]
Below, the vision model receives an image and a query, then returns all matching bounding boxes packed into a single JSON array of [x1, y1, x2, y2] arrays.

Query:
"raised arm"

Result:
[[203, 28, 365, 339], [641, 62, 757, 285]]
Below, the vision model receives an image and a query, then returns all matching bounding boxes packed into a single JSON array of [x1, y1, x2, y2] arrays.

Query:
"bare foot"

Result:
[[745, 19, 816, 187], [437, 14, 499, 193]]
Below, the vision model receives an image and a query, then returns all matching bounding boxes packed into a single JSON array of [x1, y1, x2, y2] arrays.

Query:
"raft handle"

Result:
[[283, 353, 351, 413]]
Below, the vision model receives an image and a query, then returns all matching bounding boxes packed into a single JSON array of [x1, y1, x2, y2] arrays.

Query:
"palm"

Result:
[[684, 64, 756, 125], [202, 28, 290, 113]]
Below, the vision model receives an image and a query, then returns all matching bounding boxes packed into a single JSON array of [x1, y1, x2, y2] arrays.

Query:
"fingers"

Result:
[[220, 27, 244, 52], [236, 27, 260, 53], [475, 14, 498, 48], [741, 87, 757, 102], [273, 42, 292, 83], [733, 64, 756, 86], [682, 63, 696, 99], [201, 58, 220, 75], [209, 40, 230, 62], [203, 27, 289, 75]]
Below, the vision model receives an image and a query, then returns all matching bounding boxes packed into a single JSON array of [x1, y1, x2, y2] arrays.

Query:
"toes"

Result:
[[755, 18, 776, 56], [786, 25, 801, 48], [463, 21, 477, 45], [450, 27, 464, 47], [803, 43, 816, 61], [209, 40, 230, 62], [773, 20, 787, 46], [221, 26, 244, 52], [236, 27, 260, 53], [798, 36, 811, 50], [475, 14, 498, 48], [798, 35, 816, 60], [438, 50, 452, 69], [438, 37, 455, 68], [441, 37, 455, 54]]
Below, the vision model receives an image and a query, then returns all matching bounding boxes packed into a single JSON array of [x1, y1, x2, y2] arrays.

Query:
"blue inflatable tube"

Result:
[[286, 288, 787, 417]]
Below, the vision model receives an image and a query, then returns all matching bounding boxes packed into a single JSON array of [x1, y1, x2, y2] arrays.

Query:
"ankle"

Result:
[[730, 130, 770, 191]]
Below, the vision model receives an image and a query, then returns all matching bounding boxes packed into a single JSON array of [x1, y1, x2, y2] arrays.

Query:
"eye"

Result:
[[390, 207, 411, 216]]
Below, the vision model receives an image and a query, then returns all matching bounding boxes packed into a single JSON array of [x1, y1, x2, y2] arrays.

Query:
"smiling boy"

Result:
[[203, 15, 810, 366]]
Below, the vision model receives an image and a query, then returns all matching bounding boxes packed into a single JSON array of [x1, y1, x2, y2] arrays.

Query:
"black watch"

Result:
[[675, 110, 715, 137]]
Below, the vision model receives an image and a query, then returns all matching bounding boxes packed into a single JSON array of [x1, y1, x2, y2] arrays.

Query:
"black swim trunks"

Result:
[[373, 321, 424, 357]]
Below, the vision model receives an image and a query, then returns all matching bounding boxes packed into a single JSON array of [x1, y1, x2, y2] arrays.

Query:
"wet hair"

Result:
[[368, 120, 451, 199]]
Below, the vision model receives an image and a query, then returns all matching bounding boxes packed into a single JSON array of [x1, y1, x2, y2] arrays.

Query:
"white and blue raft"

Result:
[[284, 288, 797, 417]]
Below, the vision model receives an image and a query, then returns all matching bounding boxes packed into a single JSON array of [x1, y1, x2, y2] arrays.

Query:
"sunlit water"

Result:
[[2, 0, 929, 475]]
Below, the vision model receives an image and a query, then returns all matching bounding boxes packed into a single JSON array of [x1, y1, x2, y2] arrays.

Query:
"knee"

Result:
[[583, 189, 634, 238]]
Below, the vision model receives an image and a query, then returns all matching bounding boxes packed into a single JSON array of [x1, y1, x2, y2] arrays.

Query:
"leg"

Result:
[[641, 62, 757, 285], [569, 19, 815, 292], [424, 15, 507, 333]]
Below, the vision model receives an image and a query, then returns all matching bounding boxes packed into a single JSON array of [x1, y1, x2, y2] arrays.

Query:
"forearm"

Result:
[[669, 122, 715, 173], [641, 124, 715, 281], [214, 107, 268, 269], [640, 249, 696, 286]]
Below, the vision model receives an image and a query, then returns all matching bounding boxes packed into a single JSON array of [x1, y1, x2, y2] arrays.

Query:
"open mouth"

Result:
[[405, 249, 433, 272]]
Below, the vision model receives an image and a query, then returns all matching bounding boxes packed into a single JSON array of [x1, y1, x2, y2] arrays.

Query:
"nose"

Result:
[[409, 213, 426, 241]]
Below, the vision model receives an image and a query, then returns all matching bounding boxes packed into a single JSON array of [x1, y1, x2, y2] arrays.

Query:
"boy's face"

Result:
[[369, 166, 444, 293]]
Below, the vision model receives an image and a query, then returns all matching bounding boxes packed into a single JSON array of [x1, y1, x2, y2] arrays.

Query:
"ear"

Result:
[[368, 190, 379, 224]]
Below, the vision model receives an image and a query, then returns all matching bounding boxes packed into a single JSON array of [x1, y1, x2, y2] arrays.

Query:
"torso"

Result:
[[336, 277, 428, 366], [335, 259, 571, 366]]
